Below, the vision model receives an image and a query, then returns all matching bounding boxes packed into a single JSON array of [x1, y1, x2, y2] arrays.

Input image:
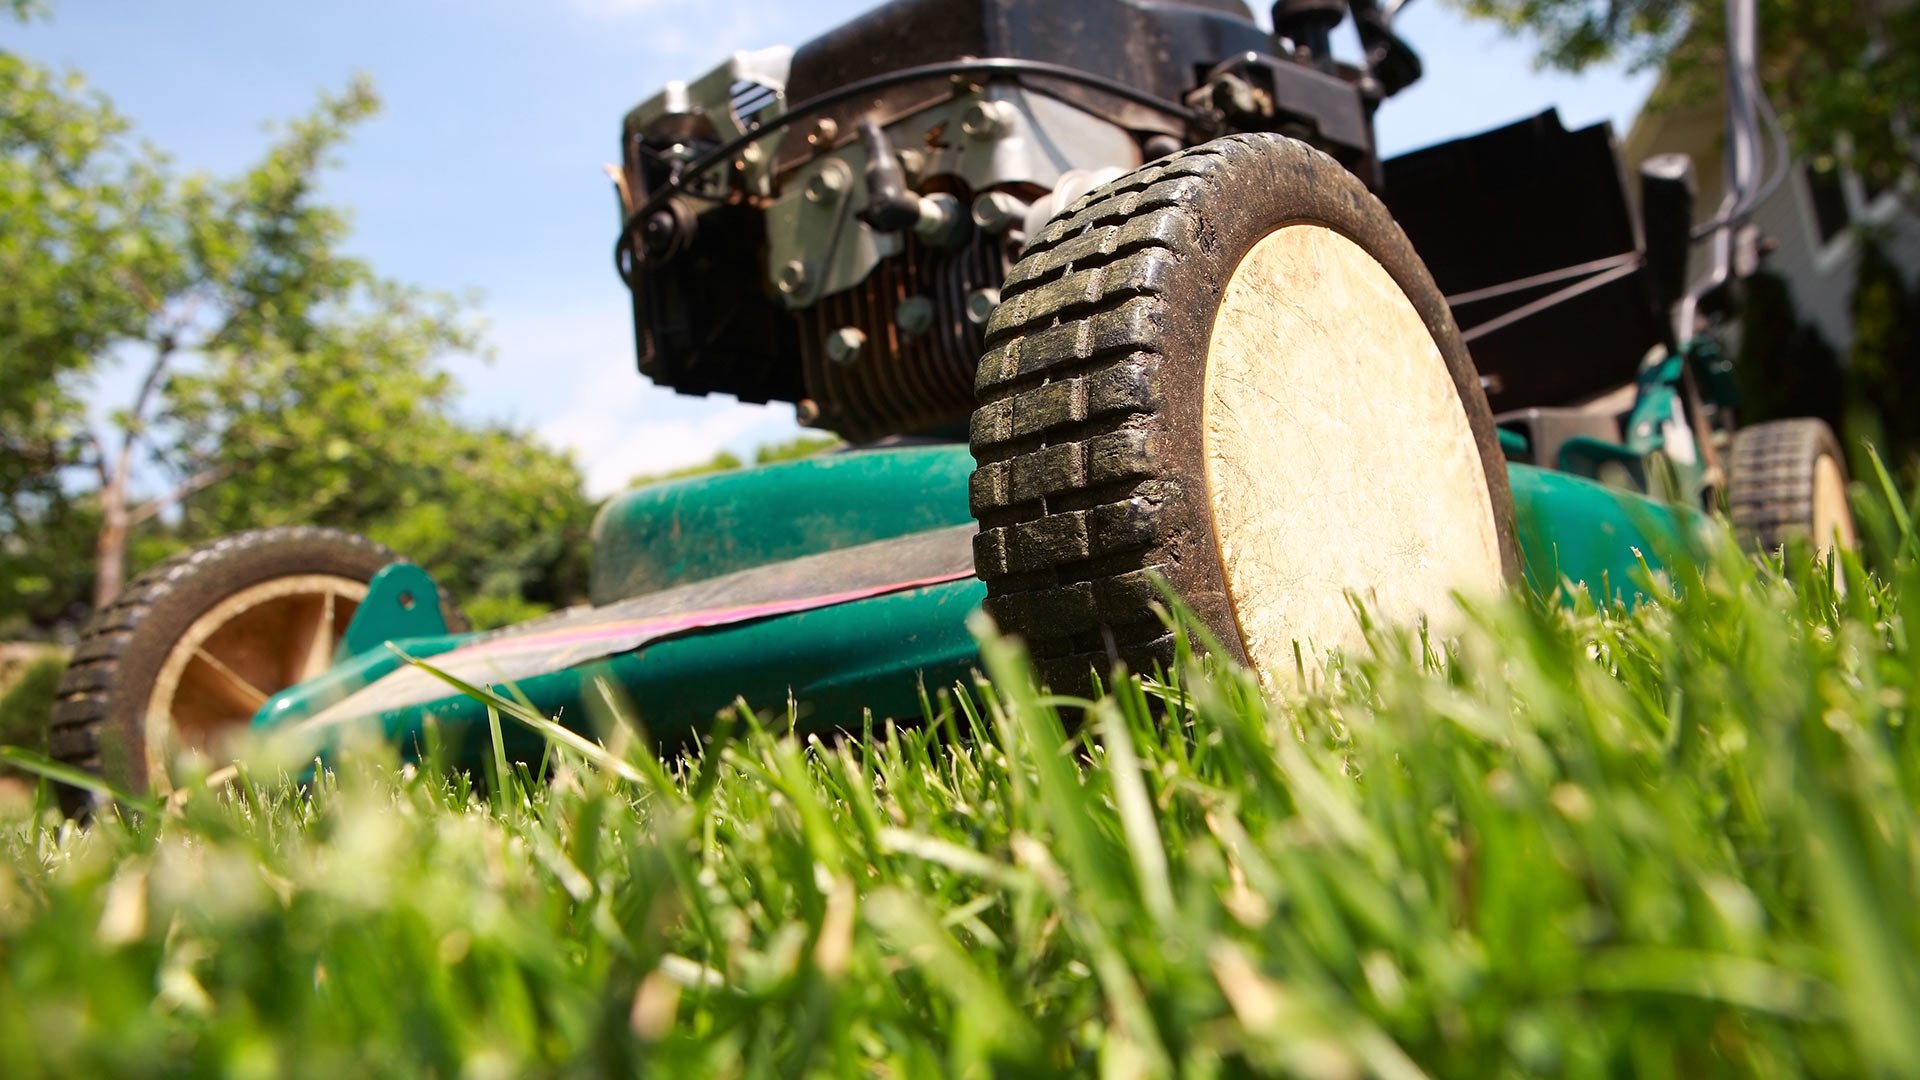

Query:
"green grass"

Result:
[[4, 507, 1920, 1077], [0, 650, 62, 758]]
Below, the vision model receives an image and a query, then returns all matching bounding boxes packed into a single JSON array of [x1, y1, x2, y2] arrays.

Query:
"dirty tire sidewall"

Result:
[[50, 527, 466, 801], [969, 133, 1517, 692]]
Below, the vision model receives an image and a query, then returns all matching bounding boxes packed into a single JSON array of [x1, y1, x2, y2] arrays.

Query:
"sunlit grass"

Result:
[[4, 481, 1920, 1077]]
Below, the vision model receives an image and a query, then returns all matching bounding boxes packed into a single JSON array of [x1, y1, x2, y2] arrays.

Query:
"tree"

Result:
[[182, 416, 597, 631], [75, 78, 481, 606], [617, 434, 844, 492], [1452, 0, 1920, 191], [1844, 239, 1920, 466], [0, 54, 133, 499], [1, 22, 595, 633], [0, 37, 169, 616], [752, 434, 843, 465]]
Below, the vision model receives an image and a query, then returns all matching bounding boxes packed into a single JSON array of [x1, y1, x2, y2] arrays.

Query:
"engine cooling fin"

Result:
[[796, 229, 1010, 442]]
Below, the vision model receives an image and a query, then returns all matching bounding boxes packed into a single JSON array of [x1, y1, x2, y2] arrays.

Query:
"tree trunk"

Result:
[[95, 342, 172, 609], [94, 466, 128, 609]]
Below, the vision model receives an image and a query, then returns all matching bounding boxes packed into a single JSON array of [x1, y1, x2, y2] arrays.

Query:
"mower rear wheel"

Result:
[[1727, 418, 1856, 557], [50, 527, 465, 799], [969, 133, 1517, 692]]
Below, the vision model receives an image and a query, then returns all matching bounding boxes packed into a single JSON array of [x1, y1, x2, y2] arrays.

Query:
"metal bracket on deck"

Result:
[[339, 563, 451, 663]]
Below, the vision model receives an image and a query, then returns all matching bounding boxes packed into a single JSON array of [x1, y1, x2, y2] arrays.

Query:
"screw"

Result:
[[895, 296, 934, 336], [971, 191, 1031, 234], [776, 259, 810, 296], [825, 327, 867, 366], [966, 288, 1000, 326], [805, 159, 850, 204], [796, 399, 821, 425], [806, 117, 839, 150], [961, 100, 1016, 139], [913, 192, 968, 247]]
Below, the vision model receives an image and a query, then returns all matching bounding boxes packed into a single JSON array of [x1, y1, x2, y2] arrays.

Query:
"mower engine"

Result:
[[614, 0, 1405, 441]]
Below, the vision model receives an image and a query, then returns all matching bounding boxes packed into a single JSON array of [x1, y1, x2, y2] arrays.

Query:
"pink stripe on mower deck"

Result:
[[444, 570, 975, 659], [302, 525, 980, 728]]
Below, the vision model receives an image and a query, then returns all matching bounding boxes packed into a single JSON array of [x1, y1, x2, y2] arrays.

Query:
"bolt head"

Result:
[[805, 159, 851, 204], [966, 288, 1001, 326], [895, 296, 935, 336], [961, 100, 1016, 139], [971, 191, 1029, 233], [1142, 133, 1183, 160], [806, 117, 839, 149], [913, 192, 968, 247], [776, 259, 810, 296], [825, 326, 867, 365]]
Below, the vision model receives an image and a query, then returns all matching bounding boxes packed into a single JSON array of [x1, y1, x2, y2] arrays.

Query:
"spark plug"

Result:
[[856, 119, 965, 247]]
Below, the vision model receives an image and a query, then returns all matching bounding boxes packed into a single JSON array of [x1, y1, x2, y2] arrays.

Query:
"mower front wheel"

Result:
[[968, 133, 1518, 692]]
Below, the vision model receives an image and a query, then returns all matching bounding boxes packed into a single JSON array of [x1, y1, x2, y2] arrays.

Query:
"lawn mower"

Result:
[[48, 0, 1853, 792]]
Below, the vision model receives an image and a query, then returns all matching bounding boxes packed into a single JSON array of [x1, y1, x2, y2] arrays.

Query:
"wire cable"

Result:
[[613, 57, 1203, 285], [1443, 251, 1642, 308], [1458, 259, 1644, 344]]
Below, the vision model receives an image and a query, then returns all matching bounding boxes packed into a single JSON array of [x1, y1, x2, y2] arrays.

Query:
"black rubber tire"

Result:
[[967, 133, 1517, 692], [50, 526, 466, 799], [1727, 418, 1854, 552]]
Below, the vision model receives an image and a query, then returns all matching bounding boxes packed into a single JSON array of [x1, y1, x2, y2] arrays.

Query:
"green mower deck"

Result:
[[250, 443, 1700, 768]]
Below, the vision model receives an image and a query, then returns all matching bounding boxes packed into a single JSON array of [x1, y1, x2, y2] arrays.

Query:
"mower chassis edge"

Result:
[[251, 446, 1701, 771]]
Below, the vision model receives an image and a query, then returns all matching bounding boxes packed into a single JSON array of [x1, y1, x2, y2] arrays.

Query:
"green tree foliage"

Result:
[[0, 650, 61, 756], [0, 39, 175, 625], [752, 434, 842, 465], [0, 499, 97, 633], [1452, 0, 1920, 190], [623, 450, 746, 491], [0, 29, 594, 633], [1733, 241, 1920, 473], [0, 51, 144, 531], [1844, 240, 1920, 466], [619, 434, 843, 492], [1455, 0, 1920, 470]]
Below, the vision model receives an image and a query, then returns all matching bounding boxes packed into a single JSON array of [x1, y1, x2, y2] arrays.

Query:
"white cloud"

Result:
[[538, 366, 801, 496], [455, 296, 803, 497], [566, 0, 672, 18], [558, 0, 867, 60]]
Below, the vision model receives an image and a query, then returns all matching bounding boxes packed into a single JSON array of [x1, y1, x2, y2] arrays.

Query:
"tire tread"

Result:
[[1727, 418, 1844, 551], [49, 526, 461, 803], [970, 138, 1266, 688]]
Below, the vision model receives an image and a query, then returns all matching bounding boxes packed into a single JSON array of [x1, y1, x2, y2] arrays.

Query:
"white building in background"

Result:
[[1621, 85, 1920, 353]]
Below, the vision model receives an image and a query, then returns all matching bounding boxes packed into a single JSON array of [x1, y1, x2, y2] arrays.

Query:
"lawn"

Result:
[[2, 493, 1918, 1078]]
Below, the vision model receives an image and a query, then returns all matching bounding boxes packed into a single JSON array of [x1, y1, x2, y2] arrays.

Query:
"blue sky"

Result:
[[13, 0, 1654, 495]]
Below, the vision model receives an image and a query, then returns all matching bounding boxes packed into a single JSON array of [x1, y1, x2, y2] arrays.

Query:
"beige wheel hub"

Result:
[[1811, 453, 1856, 556], [1203, 223, 1504, 678], [143, 574, 367, 789]]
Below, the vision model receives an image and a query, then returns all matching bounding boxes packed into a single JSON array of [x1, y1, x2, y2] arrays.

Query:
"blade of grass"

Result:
[[0, 746, 158, 813]]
